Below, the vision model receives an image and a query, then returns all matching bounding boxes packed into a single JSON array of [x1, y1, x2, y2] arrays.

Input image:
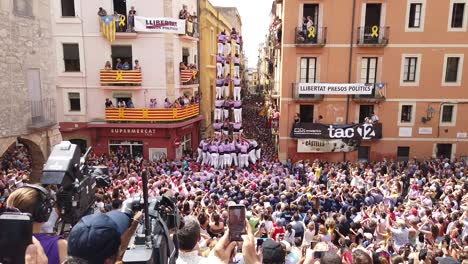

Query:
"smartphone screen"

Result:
[[0, 213, 33, 264], [228, 205, 246, 241]]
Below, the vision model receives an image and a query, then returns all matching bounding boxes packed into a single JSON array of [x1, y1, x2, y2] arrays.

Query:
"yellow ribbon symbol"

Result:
[[116, 70, 123, 80], [118, 108, 124, 118], [371, 26, 379, 38], [172, 109, 178, 119], [308, 26, 316, 38], [119, 15, 126, 27]]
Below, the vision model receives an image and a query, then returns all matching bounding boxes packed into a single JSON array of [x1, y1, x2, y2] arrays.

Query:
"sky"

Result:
[[208, 0, 272, 68]]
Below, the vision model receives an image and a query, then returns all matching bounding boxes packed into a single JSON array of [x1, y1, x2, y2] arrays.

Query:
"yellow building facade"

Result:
[[199, 0, 240, 136]]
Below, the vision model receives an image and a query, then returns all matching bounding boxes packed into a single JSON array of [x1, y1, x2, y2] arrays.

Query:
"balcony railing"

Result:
[[352, 83, 387, 102], [357, 26, 389, 46], [180, 69, 199, 85], [180, 21, 198, 40], [100, 70, 142, 86], [292, 83, 324, 101], [105, 104, 200, 122], [295, 27, 327, 46], [28, 98, 56, 129]]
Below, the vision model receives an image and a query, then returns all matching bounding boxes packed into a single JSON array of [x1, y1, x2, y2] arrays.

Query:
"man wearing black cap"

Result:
[[66, 211, 138, 264], [262, 239, 286, 264]]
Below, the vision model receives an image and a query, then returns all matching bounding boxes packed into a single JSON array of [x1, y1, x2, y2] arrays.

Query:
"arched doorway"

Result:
[[0, 138, 45, 183]]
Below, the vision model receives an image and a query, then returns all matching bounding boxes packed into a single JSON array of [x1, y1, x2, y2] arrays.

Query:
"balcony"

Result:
[[294, 27, 327, 47], [180, 69, 199, 87], [179, 21, 199, 41], [98, 15, 137, 41], [28, 98, 56, 129], [292, 83, 324, 101], [352, 83, 387, 103], [356, 26, 389, 47], [105, 104, 200, 123], [100, 70, 142, 86]]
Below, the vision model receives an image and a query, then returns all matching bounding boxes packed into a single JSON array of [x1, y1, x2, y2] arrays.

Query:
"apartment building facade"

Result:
[[54, 0, 202, 160], [272, 0, 468, 162], [0, 0, 62, 181]]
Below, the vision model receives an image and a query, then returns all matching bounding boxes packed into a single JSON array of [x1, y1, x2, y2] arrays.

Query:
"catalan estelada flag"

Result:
[[100, 16, 116, 42]]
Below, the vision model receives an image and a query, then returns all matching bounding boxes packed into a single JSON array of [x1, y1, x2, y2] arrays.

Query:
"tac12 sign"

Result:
[[291, 123, 382, 140]]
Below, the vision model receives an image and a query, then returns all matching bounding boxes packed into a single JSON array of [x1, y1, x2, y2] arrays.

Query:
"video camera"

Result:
[[121, 171, 184, 264], [40, 141, 110, 233]]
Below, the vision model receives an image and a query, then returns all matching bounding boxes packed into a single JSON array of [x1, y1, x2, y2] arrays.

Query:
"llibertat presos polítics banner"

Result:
[[297, 83, 374, 95], [134, 16, 185, 34]]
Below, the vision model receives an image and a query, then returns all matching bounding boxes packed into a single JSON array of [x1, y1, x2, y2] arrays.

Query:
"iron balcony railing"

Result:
[[292, 83, 324, 101], [28, 98, 57, 128], [352, 83, 387, 102], [295, 27, 327, 46], [357, 26, 389, 46], [105, 104, 200, 122]]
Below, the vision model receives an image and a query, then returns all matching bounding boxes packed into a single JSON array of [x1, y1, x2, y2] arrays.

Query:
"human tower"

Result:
[[196, 29, 260, 169]]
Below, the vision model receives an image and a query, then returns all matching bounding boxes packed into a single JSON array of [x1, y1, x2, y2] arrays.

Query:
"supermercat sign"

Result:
[[298, 83, 374, 95]]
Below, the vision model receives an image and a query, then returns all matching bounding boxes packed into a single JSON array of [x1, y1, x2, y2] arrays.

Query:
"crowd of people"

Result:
[[104, 58, 141, 71], [1, 95, 468, 264]]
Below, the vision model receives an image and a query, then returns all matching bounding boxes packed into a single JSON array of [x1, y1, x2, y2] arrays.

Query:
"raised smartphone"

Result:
[[228, 205, 246, 241]]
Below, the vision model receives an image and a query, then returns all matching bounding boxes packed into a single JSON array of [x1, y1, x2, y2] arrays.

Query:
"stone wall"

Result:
[[0, 0, 57, 138], [0, 0, 61, 166]]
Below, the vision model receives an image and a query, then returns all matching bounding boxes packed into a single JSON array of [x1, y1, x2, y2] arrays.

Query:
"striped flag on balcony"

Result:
[[100, 16, 116, 42], [180, 69, 193, 83]]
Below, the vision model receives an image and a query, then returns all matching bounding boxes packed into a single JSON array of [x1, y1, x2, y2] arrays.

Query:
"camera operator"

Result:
[[65, 210, 142, 264], [6, 184, 68, 264]]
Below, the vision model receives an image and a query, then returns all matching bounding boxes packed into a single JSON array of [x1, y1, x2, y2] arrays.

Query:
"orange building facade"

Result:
[[271, 0, 468, 162]]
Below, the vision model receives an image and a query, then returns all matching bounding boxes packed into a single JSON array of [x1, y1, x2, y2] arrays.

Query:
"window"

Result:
[[61, 0, 75, 17], [14, 0, 33, 17], [451, 3, 465, 28], [400, 105, 413, 123], [403, 57, 418, 82], [299, 105, 314, 123], [408, 3, 422, 28], [359, 105, 374, 123], [63, 44, 80, 72], [445, 57, 460, 82], [360, 57, 378, 83], [181, 133, 192, 153], [442, 105, 454, 122], [182, 48, 190, 65], [68, 93, 81, 111], [397, 147, 410, 162], [358, 146, 370, 161], [300, 58, 317, 83], [210, 29, 215, 54], [111, 45, 132, 70]]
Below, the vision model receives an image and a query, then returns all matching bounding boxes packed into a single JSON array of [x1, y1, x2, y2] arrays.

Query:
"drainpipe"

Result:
[[343, 0, 357, 162], [197, 0, 201, 95]]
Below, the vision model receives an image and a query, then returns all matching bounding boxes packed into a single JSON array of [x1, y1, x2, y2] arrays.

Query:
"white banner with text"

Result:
[[297, 138, 359, 153], [298, 83, 374, 95], [134, 16, 185, 34]]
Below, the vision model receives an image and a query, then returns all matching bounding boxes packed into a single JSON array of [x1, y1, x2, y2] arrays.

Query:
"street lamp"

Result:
[[421, 106, 436, 123]]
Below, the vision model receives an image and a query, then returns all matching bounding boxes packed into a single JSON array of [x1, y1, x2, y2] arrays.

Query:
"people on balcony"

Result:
[[113, 11, 125, 32], [97, 7, 107, 17], [104, 61, 112, 70], [148, 99, 157, 109], [294, 113, 301, 124], [179, 5, 189, 19], [105, 98, 114, 108], [117, 100, 126, 108], [115, 58, 123, 70], [314, 115, 323, 124], [126, 99, 135, 108], [164, 98, 172, 108], [122, 60, 130, 70], [370, 112, 379, 124], [128, 6, 136, 32], [133, 59, 141, 71]]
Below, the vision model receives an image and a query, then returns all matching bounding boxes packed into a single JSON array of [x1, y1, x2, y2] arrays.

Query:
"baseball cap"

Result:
[[262, 239, 286, 264], [68, 211, 131, 263]]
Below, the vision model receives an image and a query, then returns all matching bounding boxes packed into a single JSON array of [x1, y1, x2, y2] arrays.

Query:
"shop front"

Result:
[[59, 117, 202, 160]]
